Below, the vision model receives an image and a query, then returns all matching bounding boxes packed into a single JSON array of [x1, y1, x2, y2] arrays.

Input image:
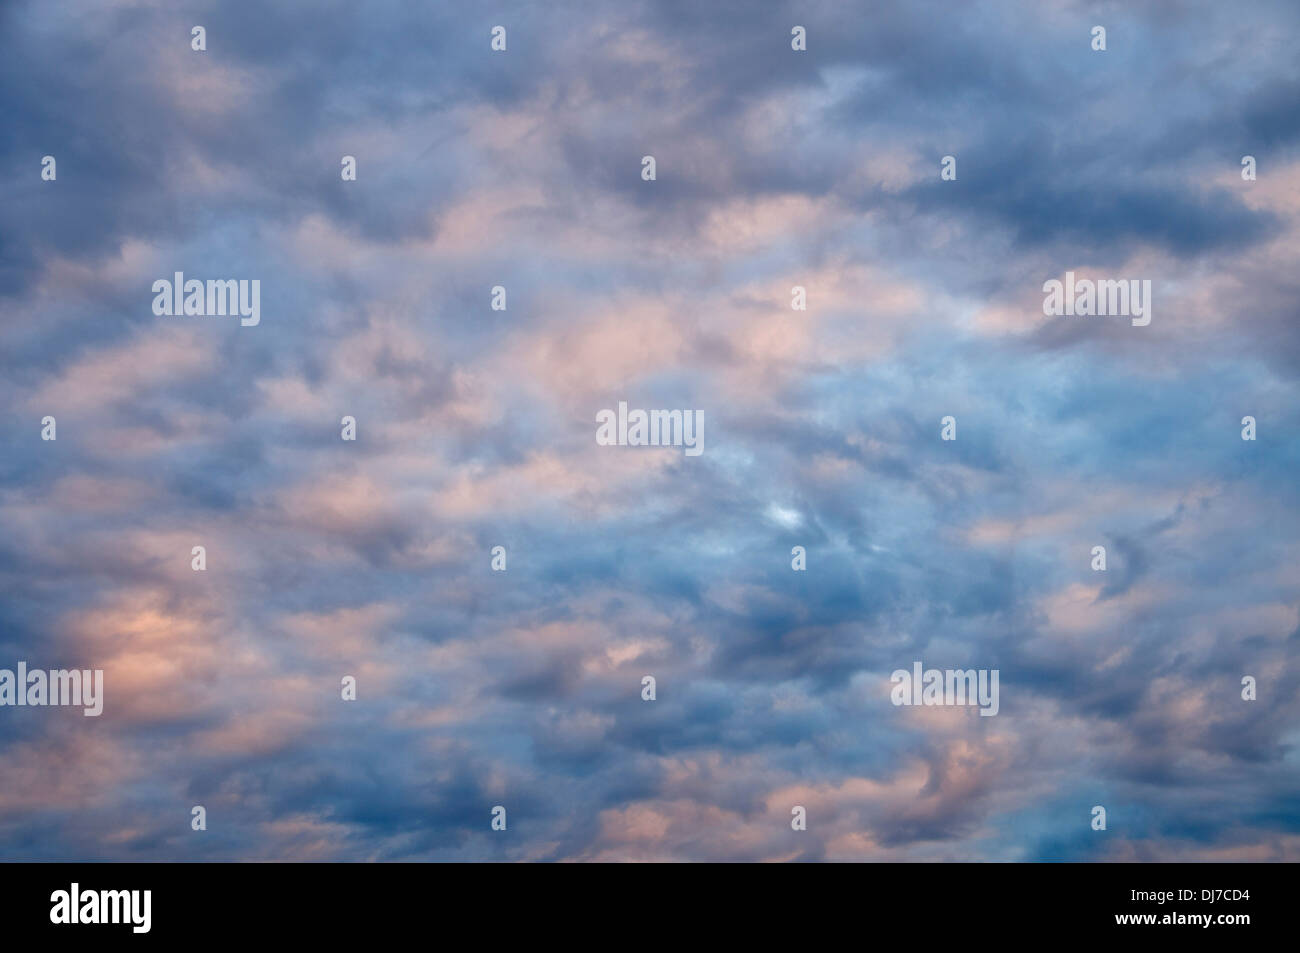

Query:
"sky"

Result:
[[1, 0, 1298, 861]]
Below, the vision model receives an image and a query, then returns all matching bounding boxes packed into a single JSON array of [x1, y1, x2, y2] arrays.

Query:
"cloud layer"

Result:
[[1, 0, 1298, 861]]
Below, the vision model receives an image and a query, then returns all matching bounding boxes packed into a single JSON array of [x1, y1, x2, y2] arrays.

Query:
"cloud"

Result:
[[0, 0, 1297, 861]]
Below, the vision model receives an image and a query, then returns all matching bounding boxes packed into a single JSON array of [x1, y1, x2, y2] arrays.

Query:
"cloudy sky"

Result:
[[1, 0, 1298, 861]]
